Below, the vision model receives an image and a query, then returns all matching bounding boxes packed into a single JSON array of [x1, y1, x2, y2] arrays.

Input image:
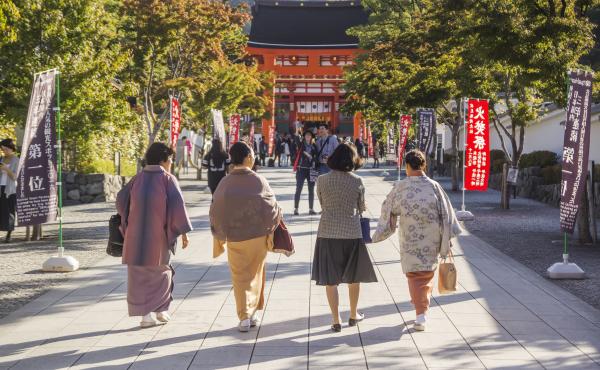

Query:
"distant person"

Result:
[[312, 143, 377, 332], [184, 137, 192, 174], [259, 136, 268, 167], [210, 141, 283, 332], [355, 138, 365, 159], [202, 139, 230, 195], [274, 133, 283, 167], [117, 142, 192, 328], [315, 124, 339, 175], [373, 139, 380, 168], [293, 131, 318, 216], [175, 136, 186, 175], [0, 139, 18, 243], [372, 150, 462, 332], [283, 139, 291, 167]]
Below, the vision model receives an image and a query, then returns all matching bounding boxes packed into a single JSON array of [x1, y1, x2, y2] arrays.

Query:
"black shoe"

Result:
[[293, 209, 299, 216], [348, 312, 365, 327], [4, 231, 11, 243], [309, 209, 317, 216], [331, 324, 342, 332]]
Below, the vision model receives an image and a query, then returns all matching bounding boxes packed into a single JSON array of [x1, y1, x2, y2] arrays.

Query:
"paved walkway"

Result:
[[0, 168, 599, 369]]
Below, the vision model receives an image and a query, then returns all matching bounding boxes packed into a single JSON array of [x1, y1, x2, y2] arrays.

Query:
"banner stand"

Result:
[[42, 70, 79, 272], [547, 70, 592, 280], [456, 97, 474, 221]]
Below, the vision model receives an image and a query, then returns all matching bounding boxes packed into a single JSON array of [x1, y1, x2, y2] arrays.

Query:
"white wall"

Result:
[[441, 105, 600, 163]]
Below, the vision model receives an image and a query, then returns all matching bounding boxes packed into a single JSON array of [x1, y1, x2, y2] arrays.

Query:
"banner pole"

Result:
[[461, 98, 467, 211], [456, 97, 474, 221], [56, 71, 64, 257]]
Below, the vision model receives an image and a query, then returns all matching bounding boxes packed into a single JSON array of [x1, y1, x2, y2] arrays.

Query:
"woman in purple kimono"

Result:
[[117, 142, 193, 328]]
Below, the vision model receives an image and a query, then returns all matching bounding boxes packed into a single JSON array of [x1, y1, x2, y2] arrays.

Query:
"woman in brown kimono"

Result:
[[210, 141, 282, 332], [117, 142, 193, 328]]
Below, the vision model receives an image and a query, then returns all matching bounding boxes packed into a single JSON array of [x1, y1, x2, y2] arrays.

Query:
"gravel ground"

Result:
[[0, 174, 208, 319], [378, 168, 600, 310]]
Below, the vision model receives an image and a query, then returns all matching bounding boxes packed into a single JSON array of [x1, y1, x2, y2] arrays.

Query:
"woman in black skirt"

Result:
[[312, 143, 377, 332], [0, 139, 19, 243], [202, 139, 230, 195]]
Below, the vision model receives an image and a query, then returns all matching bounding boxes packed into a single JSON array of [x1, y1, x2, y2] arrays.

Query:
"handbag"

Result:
[[272, 220, 295, 257], [360, 216, 372, 243], [106, 214, 124, 257], [438, 250, 457, 294]]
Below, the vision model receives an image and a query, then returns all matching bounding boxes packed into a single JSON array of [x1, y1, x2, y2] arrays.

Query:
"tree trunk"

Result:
[[501, 163, 509, 209], [578, 172, 593, 244]]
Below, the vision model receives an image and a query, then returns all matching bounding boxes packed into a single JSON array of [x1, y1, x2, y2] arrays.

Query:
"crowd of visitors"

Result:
[[4, 124, 458, 335]]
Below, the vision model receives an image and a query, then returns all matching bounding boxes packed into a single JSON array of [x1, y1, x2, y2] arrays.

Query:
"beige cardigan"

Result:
[[210, 168, 282, 256]]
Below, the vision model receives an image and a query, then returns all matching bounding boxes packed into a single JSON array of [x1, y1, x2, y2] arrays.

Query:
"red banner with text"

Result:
[[465, 99, 490, 191], [170, 97, 181, 145], [228, 114, 241, 149], [398, 115, 412, 167]]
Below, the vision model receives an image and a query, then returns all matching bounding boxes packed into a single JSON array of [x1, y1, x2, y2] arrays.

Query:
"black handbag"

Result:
[[106, 214, 124, 257]]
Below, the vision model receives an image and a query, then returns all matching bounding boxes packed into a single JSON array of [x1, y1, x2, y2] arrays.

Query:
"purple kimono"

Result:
[[116, 165, 192, 266]]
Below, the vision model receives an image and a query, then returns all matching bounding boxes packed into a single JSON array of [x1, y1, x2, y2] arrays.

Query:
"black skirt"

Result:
[[0, 186, 16, 232], [311, 238, 378, 286]]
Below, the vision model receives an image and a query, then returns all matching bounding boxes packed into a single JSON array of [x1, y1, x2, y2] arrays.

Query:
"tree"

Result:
[[122, 0, 271, 145], [0, 0, 18, 46], [0, 0, 144, 173]]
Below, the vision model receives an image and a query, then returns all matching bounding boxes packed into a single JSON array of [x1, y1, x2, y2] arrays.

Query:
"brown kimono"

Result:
[[210, 168, 282, 320]]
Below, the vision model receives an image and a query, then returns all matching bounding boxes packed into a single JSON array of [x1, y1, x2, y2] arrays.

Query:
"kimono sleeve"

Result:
[[372, 182, 400, 243], [166, 177, 193, 252]]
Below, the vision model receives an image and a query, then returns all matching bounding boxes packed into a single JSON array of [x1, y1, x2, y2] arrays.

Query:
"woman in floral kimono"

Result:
[[372, 150, 461, 332], [117, 142, 193, 328]]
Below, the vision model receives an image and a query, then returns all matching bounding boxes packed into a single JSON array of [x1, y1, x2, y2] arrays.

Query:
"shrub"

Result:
[[518, 151, 558, 169], [541, 164, 561, 184], [490, 150, 507, 173]]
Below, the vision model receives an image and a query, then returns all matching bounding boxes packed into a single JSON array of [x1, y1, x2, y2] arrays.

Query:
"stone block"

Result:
[[65, 172, 76, 184], [80, 195, 94, 203], [94, 194, 106, 202], [86, 182, 104, 196], [79, 185, 87, 194], [67, 189, 80, 201], [86, 174, 107, 183], [76, 174, 86, 185]]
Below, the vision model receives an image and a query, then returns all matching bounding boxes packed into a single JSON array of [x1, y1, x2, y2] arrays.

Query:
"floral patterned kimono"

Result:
[[372, 175, 462, 273], [372, 175, 462, 315]]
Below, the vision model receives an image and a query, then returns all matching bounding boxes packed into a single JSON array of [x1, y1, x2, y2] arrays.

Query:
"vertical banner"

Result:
[[268, 124, 276, 156], [418, 109, 436, 154], [367, 126, 374, 157], [464, 99, 490, 191], [211, 109, 226, 144], [170, 97, 181, 145], [398, 115, 412, 167], [560, 71, 594, 234], [228, 114, 241, 149], [17, 71, 59, 226]]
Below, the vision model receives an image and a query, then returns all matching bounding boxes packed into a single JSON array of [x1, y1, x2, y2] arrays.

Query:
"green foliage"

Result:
[[541, 164, 562, 184], [0, 0, 18, 46], [518, 150, 558, 169], [0, 0, 145, 173]]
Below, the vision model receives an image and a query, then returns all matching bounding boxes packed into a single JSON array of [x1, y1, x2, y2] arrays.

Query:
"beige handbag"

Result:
[[438, 250, 457, 294]]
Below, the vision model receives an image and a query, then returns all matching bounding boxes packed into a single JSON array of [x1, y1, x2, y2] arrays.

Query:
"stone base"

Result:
[[456, 210, 475, 221], [42, 255, 80, 272], [547, 254, 585, 279]]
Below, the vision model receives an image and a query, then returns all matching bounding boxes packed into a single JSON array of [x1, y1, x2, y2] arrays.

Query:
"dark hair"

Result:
[[145, 142, 174, 165], [405, 149, 426, 170], [318, 123, 329, 130], [303, 131, 314, 139], [209, 139, 227, 160], [327, 143, 363, 172], [0, 138, 16, 152], [229, 141, 253, 165]]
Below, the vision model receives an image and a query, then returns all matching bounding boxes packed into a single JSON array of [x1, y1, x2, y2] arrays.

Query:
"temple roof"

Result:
[[248, 1, 369, 49]]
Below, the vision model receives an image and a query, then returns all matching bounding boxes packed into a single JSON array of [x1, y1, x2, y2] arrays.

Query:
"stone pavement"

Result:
[[0, 168, 599, 369]]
